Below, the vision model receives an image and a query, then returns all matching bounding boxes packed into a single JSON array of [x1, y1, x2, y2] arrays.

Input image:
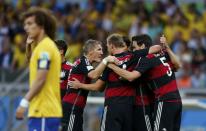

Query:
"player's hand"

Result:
[[26, 36, 34, 45], [160, 35, 169, 49], [68, 78, 81, 89], [16, 106, 26, 120], [25, 36, 34, 62], [105, 56, 120, 65]]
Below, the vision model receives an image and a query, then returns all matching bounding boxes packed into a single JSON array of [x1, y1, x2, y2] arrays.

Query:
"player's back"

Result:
[[101, 51, 137, 105], [135, 50, 182, 131], [142, 51, 181, 101], [29, 37, 62, 117]]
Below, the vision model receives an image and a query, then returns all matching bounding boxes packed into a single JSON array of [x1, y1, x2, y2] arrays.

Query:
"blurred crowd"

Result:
[[1, 0, 206, 89]]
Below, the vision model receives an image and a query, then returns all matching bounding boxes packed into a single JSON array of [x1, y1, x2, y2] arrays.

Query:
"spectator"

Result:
[[190, 32, 206, 67], [0, 0, 206, 92], [188, 29, 202, 50], [191, 67, 206, 88], [0, 15, 10, 53], [147, 15, 163, 41], [0, 37, 13, 69], [12, 34, 27, 70]]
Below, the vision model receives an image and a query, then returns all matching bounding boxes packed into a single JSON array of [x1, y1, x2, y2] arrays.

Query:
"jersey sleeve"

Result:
[[78, 58, 94, 75], [135, 57, 156, 74], [37, 51, 51, 70]]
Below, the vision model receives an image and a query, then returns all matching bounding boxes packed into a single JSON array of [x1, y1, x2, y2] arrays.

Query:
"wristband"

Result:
[[20, 98, 29, 108], [102, 58, 108, 65]]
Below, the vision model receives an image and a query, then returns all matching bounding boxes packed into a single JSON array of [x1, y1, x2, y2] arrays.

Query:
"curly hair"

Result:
[[21, 7, 57, 40]]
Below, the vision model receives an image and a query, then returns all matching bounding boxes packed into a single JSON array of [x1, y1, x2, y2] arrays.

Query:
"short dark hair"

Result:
[[21, 7, 57, 40], [132, 34, 152, 48], [122, 36, 131, 47], [55, 40, 68, 55], [83, 39, 102, 55], [107, 34, 125, 48]]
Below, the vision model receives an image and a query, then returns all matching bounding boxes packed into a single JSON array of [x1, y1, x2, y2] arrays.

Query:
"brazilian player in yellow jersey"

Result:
[[16, 7, 62, 131], [28, 37, 62, 117]]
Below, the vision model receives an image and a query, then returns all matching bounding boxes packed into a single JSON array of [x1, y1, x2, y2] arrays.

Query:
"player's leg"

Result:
[[153, 101, 174, 131], [100, 104, 123, 131], [45, 118, 61, 131], [134, 105, 152, 131], [29, 117, 60, 131], [62, 102, 83, 131], [28, 117, 41, 131], [69, 111, 83, 131], [154, 101, 182, 131], [61, 102, 72, 131], [61, 102, 83, 131], [149, 103, 155, 130], [173, 102, 182, 131], [122, 104, 134, 131], [156, 102, 173, 131]]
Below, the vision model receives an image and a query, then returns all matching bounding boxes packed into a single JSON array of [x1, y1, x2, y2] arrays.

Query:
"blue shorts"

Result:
[[28, 117, 60, 131]]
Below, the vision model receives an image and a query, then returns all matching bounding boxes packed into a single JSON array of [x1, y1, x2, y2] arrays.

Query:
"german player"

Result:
[[107, 35, 182, 131], [16, 7, 62, 131], [131, 35, 155, 131], [61, 39, 118, 131], [55, 40, 73, 99], [69, 34, 163, 131]]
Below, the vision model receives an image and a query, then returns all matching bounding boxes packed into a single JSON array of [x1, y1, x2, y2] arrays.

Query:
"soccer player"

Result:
[[69, 34, 162, 131], [107, 35, 182, 131], [15, 7, 62, 131], [131, 35, 157, 131], [55, 40, 73, 99], [61, 39, 117, 131]]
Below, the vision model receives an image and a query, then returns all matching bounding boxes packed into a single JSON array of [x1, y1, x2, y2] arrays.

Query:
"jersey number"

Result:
[[160, 57, 172, 76]]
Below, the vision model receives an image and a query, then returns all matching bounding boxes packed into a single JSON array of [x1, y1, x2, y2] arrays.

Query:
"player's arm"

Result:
[[107, 64, 141, 82], [25, 37, 35, 63], [24, 70, 48, 101], [88, 55, 119, 79], [25, 51, 51, 101], [26, 43, 31, 62], [108, 57, 154, 82], [16, 51, 50, 119], [165, 46, 182, 70], [69, 78, 105, 92], [160, 36, 182, 70], [16, 70, 48, 120]]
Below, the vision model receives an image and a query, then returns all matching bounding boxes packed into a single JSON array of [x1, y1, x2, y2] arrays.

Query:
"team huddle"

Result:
[[15, 7, 182, 131]]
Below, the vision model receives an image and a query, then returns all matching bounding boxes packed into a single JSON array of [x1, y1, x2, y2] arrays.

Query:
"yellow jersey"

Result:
[[28, 37, 62, 117]]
